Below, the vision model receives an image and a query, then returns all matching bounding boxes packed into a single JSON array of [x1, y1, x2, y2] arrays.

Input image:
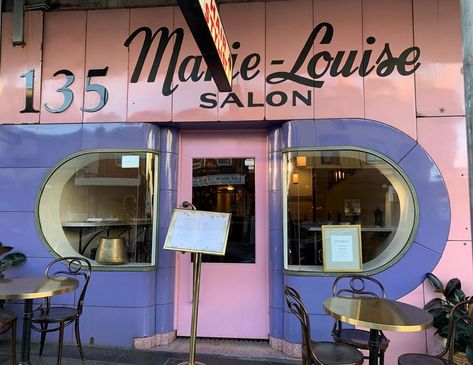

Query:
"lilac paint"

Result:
[[270, 119, 450, 345]]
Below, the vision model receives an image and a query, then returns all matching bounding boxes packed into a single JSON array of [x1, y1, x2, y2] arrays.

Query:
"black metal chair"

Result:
[[398, 298, 473, 365], [331, 274, 390, 365], [284, 285, 364, 365], [31, 257, 91, 365], [0, 307, 17, 365]]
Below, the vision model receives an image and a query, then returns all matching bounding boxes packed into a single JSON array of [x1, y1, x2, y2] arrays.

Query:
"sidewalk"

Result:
[[0, 338, 299, 365]]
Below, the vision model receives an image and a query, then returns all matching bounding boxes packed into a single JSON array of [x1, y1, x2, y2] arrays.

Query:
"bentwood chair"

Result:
[[398, 298, 473, 365], [284, 285, 364, 365], [331, 274, 390, 365], [31, 257, 91, 365], [0, 307, 17, 365]]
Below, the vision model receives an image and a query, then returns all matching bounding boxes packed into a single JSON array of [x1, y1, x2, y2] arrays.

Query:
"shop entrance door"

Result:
[[176, 131, 268, 339]]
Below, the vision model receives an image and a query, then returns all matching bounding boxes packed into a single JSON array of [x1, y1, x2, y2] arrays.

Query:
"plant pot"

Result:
[[452, 351, 470, 365]]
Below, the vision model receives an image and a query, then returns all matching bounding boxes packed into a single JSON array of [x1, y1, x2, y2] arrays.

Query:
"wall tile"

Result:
[[414, 0, 464, 117], [0, 12, 43, 123], [41, 12, 86, 123]]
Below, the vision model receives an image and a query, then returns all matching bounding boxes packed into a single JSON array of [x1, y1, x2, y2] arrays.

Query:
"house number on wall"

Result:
[[20, 67, 109, 114]]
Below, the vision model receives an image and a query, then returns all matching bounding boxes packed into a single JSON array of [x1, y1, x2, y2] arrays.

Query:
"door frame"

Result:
[[175, 129, 269, 339]]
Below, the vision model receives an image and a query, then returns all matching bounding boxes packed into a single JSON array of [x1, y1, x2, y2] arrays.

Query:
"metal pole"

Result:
[[178, 201, 205, 365], [460, 1, 473, 243], [188, 252, 203, 365]]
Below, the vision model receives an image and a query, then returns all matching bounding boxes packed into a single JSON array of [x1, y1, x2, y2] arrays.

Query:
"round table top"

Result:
[[0, 276, 79, 300], [323, 296, 433, 332]]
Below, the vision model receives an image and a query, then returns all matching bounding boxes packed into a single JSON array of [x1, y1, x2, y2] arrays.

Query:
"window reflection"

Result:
[[38, 151, 158, 268], [192, 158, 256, 263], [284, 150, 416, 272]]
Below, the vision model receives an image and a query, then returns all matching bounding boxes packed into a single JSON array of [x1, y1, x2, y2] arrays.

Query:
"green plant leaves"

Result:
[[424, 273, 473, 354], [445, 278, 462, 299], [466, 343, 473, 363], [2, 252, 26, 265], [0, 261, 12, 273], [0, 252, 27, 273], [424, 298, 443, 311], [426, 273, 444, 293]]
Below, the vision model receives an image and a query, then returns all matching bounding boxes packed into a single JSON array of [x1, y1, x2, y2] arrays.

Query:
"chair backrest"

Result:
[[332, 274, 386, 298], [440, 298, 473, 362], [45, 257, 92, 315], [284, 285, 317, 365]]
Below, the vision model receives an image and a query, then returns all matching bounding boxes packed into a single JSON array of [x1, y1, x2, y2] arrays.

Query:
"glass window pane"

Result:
[[283, 150, 416, 273], [192, 158, 256, 263], [38, 151, 158, 269]]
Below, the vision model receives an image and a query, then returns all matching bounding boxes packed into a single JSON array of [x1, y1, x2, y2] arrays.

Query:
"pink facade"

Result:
[[0, 0, 468, 363], [0, 2, 464, 126]]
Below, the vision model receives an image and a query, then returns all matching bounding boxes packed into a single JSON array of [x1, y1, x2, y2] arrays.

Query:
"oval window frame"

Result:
[[35, 149, 160, 271], [282, 147, 419, 275]]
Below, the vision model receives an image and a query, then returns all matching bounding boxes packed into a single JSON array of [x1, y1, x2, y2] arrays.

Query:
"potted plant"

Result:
[[0, 242, 26, 279], [424, 272, 473, 364]]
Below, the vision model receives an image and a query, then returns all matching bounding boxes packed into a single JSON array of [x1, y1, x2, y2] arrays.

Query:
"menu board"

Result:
[[164, 208, 231, 255]]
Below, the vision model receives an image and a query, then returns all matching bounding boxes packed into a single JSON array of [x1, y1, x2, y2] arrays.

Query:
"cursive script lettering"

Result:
[[124, 26, 184, 96], [124, 23, 421, 103], [266, 24, 421, 87]]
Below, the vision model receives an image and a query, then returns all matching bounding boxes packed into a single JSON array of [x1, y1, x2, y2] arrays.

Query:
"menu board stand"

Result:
[[164, 202, 231, 365], [185, 251, 203, 365]]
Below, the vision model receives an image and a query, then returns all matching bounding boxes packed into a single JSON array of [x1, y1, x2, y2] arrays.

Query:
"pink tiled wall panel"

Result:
[[83, 9, 129, 123], [414, 0, 464, 117], [363, 0, 417, 138], [0, 12, 43, 123], [41, 11, 86, 124], [218, 2, 266, 121], [127, 7, 174, 122], [417, 117, 470, 240], [265, 0, 314, 120], [313, 0, 364, 118]]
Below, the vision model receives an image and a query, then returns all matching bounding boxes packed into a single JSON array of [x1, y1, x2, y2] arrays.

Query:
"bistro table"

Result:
[[0, 276, 79, 365], [323, 296, 433, 365]]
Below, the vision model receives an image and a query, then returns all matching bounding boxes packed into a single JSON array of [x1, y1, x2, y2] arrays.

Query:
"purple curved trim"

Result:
[[269, 119, 451, 344]]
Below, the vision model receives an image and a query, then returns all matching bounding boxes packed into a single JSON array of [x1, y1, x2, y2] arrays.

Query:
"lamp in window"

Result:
[[296, 156, 307, 167], [292, 173, 299, 184]]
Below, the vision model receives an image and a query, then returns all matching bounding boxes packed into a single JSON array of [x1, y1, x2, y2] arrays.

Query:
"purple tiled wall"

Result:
[[269, 119, 450, 344], [0, 123, 178, 347]]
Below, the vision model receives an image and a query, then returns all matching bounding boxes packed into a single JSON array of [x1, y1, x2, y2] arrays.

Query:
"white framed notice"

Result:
[[164, 208, 231, 255], [322, 225, 362, 272]]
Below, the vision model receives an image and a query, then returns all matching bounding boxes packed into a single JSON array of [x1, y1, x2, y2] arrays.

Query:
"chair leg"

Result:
[[39, 323, 48, 356], [11, 321, 16, 365], [56, 322, 64, 365], [74, 319, 85, 360], [380, 349, 385, 365]]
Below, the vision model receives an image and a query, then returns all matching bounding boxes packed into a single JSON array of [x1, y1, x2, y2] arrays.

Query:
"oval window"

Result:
[[283, 149, 417, 273], [37, 151, 158, 269]]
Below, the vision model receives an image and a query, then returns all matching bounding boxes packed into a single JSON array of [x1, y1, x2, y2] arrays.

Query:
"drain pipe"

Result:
[[460, 0, 473, 246]]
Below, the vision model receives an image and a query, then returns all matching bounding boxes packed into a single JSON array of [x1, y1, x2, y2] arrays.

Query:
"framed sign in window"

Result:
[[322, 225, 363, 272], [164, 208, 231, 255]]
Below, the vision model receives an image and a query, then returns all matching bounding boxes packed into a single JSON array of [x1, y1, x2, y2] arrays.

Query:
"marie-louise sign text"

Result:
[[19, 22, 420, 114]]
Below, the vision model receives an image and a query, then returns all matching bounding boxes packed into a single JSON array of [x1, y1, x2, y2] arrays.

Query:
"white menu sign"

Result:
[[331, 235, 354, 262], [164, 208, 231, 255]]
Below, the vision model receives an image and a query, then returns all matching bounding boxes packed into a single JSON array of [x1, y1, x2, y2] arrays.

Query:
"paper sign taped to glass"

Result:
[[322, 224, 363, 272], [164, 208, 231, 255]]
